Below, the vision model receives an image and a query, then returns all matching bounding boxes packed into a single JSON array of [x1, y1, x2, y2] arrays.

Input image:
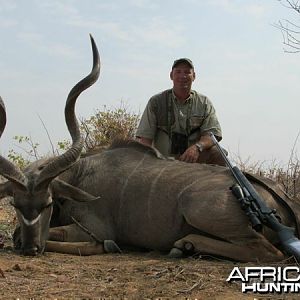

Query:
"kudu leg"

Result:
[[47, 224, 121, 255], [48, 224, 84, 242], [169, 234, 285, 262], [46, 241, 105, 255]]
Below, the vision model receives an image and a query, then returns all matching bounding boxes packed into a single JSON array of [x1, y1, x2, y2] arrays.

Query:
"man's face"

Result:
[[170, 63, 195, 91]]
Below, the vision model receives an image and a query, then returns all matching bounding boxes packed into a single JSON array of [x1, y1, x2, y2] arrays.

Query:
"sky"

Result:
[[0, 0, 299, 167]]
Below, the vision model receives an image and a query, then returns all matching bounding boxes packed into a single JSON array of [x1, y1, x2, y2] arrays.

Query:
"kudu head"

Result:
[[0, 35, 100, 256]]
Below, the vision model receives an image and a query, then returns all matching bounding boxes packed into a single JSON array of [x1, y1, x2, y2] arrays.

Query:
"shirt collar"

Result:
[[171, 89, 193, 104]]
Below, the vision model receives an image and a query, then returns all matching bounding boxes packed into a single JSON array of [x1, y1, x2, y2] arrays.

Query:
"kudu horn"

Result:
[[0, 97, 27, 189], [35, 34, 100, 189]]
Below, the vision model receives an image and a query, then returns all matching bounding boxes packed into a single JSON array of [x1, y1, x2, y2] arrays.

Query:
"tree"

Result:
[[276, 0, 300, 53]]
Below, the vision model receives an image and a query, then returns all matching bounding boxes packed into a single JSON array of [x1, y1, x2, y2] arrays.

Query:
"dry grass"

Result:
[[232, 131, 300, 201], [232, 153, 300, 201]]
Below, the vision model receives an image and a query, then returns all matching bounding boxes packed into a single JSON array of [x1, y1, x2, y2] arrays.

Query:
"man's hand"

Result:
[[179, 145, 199, 163]]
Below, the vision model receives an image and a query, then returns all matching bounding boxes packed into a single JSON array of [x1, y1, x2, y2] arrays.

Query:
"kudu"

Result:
[[1, 36, 300, 262]]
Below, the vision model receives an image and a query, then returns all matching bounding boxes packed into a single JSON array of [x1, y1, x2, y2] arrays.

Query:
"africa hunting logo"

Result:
[[226, 266, 300, 293]]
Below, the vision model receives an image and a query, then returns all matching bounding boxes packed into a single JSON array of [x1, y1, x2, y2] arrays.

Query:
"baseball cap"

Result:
[[172, 58, 194, 69]]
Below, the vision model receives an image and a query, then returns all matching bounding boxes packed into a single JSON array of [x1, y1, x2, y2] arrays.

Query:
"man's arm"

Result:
[[179, 133, 213, 163], [196, 134, 214, 150], [135, 99, 157, 146]]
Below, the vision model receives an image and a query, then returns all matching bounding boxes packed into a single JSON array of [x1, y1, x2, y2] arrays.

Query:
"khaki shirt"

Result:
[[136, 89, 222, 157]]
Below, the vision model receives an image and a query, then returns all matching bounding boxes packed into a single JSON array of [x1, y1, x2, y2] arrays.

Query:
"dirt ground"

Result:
[[0, 199, 299, 300]]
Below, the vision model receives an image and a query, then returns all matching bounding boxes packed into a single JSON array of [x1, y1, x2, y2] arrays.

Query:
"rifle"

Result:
[[210, 132, 300, 261]]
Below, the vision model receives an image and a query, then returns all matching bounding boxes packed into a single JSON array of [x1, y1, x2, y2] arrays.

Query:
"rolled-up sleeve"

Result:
[[200, 98, 222, 140]]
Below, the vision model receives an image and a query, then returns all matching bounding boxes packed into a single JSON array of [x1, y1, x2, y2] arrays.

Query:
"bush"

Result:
[[80, 105, 140, 152]]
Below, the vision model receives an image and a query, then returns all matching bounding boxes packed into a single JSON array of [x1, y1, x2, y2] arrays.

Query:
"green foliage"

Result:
[[7, 149, 30, 170], [57, 139, 71, 151], [7, 135, 41, 169]]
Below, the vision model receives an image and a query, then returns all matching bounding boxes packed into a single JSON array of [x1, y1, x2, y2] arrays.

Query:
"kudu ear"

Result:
[[0, 181, 14, 199], [51, 179, 100, 202]]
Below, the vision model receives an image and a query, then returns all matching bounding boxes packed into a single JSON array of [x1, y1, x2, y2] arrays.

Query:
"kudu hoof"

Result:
[[168, 247, 184, 258], [103, 240, 122, 253]]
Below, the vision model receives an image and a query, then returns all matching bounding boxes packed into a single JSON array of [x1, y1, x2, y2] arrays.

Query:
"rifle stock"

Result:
[[209, 132, 300, 261]]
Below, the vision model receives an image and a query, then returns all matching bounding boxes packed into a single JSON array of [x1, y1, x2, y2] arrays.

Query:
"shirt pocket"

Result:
[[189, 115, 206, 129]]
